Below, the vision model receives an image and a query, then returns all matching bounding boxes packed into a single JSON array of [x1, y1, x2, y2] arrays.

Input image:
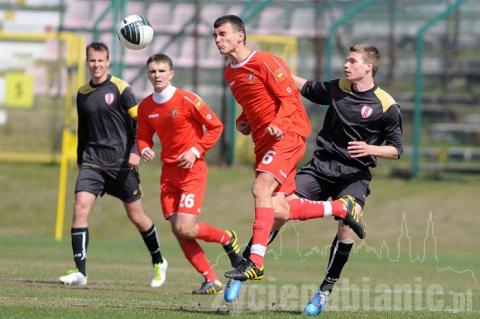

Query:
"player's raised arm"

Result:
[[292, 75, 307, 90]]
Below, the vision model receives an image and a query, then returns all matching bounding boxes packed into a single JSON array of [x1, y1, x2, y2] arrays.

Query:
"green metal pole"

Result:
[[242, 0, 273, 22], [325, 0, 374, 80], [110, 0, 120, 76], [412, 0, 466, 177], [92, 3, 113, 41], [117, 0, 127, 77], [227, 95, 237, 165]]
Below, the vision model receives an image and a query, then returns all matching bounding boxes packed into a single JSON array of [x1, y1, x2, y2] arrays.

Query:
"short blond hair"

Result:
[[350, 44, 380, 77]]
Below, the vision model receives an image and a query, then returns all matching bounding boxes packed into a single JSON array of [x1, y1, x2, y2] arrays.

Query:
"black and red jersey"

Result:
[[76, 74, 138, 168], [301, 78, 403, 176]]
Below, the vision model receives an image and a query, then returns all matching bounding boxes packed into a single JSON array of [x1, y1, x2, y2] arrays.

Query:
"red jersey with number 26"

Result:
[[137, 88, 223, 164], [225, 51, 311, 152]]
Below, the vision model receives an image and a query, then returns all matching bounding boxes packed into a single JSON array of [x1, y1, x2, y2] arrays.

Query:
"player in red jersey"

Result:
[[213, 15, 365, 288], [214, 14, 312, 281], [137, 54, 242, 295]]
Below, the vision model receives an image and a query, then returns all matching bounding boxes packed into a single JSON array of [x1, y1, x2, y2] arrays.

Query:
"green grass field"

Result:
[[0, 162, 479, 318]]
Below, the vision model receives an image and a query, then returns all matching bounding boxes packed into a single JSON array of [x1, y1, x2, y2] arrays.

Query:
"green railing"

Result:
[[324, 0, 374, 80], [411, 0, 467, 177], [92, 0, 126, 76]]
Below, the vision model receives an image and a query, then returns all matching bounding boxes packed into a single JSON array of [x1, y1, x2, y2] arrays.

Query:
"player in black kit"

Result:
[[59, 42, 167, 288], [225, 44, 403, 314], [296, 43, 403, 315]]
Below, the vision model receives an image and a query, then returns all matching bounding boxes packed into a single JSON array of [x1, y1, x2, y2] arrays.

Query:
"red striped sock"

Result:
[[288, 197, 330, 220], [249, 207, 274, 268], [289, 198, 347, 219], [179, 239, 217, 282], [196, 223, 231, 245]]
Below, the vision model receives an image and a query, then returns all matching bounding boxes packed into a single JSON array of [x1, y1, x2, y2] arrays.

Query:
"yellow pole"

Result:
[[54, 33, 85, 241], [55, 128, 71, 241]]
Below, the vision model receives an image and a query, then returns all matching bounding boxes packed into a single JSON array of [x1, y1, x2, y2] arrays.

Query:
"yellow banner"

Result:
[[5, 72, 34, 109]]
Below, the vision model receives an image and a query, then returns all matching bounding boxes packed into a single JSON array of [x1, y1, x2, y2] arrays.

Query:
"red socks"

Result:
[[288, 197, 347, 220], [196, 223, 231, 245], [250, 207, 274, 268], [178, 223, 233, 282], [179, 239, 217, 282], [288, 198, 330, 220], [331, 199, 347, 219]]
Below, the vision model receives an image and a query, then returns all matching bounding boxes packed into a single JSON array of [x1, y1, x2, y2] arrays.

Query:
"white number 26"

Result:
[[179, 193, 195, 208]]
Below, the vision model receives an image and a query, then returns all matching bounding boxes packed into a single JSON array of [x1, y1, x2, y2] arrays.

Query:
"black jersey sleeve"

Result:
[[382, 104, 403, 157], [130, 118, 139, 155], [300, 80, 331, 105], [76, 94, 87, 165], [121, 86, 138, 113], [120, 86, 139, 155]]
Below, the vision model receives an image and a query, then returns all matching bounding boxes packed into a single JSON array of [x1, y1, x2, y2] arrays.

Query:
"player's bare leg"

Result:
[[224, 192, 285, 302], [225, 172, 278, 281], [124, 199, 167, 287], [170, 214, 240, 294]]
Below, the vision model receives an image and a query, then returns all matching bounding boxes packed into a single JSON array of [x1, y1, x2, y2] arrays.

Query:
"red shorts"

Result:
[[160, 160, 207, 219], [255, 133, 306, 195]]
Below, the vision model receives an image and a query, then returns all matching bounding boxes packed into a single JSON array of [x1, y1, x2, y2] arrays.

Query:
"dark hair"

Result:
[[213, 15, 246, 44], [86, 42, 109, 60], [146, 53, 173, 69], [350, 43, 381, 77]]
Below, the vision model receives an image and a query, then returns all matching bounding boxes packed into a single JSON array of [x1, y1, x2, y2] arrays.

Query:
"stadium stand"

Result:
[[198, 3, 225, 34], [256, 6, 287, 35], [288, 7, 316, 37], [176, 36, 195, 68], [430, 123, 480, 145], [166, 3, 195, 34], [146, 2, 172, 31], [199, 38, 224, 69], [125, 0, 145, 17], [225, 4, 244, 17], [150, 35, 178, 63], [62, 0, 91, 29], [27, 65, 48, 94], [1, 9, 60, 32], [2, 0, 479, 172]]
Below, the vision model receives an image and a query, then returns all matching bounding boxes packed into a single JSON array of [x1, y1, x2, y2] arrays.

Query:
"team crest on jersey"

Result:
[[361, 105, 373, 118], [273, 68, 286, 82], [246, 73, 255, 84], [170, 109, 178, 119], [104, 93, 115, 105], [193, 97, 204, 110]]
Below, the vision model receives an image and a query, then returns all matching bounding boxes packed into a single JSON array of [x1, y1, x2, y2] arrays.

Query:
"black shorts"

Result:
[[295, 161, 370, 207], [75, 165, 142, 203]]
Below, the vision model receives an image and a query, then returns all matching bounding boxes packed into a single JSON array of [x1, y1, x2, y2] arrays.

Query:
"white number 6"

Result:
[[261, 150, 276, 165]]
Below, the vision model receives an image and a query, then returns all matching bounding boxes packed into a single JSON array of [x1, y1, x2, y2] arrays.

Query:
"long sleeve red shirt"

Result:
[[225, 51, 311, 152], [137, 87, 223, 164]]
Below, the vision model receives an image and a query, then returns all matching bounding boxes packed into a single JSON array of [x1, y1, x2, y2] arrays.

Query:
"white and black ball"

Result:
[[118, 15, 153, 50]]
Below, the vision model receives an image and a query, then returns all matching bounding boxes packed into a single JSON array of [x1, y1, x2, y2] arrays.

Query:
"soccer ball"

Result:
[[118, 15, 153, 50]]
